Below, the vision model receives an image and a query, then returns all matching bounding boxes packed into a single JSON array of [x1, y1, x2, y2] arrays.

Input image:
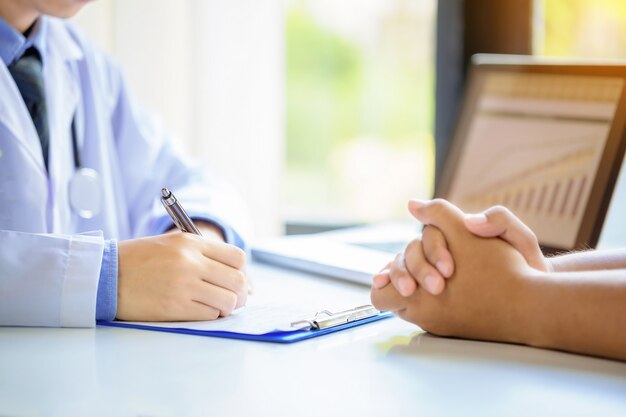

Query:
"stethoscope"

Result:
[[67, 115, 102, 219]]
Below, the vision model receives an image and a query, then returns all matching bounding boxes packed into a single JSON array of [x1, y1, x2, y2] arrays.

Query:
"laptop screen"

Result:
[[438, 55, 626, 250]]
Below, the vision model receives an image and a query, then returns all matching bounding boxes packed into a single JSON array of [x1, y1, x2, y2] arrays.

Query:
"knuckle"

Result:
[[423, 225, 443, 244], [429, 198, 447, 209], [169, 235, 197, 255], [405, 237, 423, 255], [490, 205, 510, 218], [404, 240, 425, 267], [184, 232, 206, 249], [388, 269, 405, 286], [233, 247, 247, 268], [221, 292, 238, 316], [427, 199, 447, 216], [236, 290, 248, 308], [521, 231, 540, 249], [226, 246, 246, 269], [169, 250, 189, 265], [422, 225, 434, 237], [230, 270, 247, 292], [207, 308, 220, 321], [430, 198, 446, 205], [432, 226, 445, 240], [414, 266, 433, 285], [172, 231, 193, 244]]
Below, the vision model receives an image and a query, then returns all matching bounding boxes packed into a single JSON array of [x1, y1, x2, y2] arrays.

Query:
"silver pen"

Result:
[[160, 187, 202, 235]]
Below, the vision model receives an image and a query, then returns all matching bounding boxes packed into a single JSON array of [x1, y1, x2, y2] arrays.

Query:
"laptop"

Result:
[[253, 54, 626, 284]]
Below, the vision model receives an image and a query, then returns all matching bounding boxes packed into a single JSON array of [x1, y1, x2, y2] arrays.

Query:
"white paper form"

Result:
[[121, 302, 309, 335], [116, 286, 367, 335]]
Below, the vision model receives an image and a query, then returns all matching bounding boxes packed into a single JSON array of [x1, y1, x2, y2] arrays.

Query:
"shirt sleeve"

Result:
[[0, 230, 104, 327], [95, 239, 118, 321], [107, 59, 252, 247]]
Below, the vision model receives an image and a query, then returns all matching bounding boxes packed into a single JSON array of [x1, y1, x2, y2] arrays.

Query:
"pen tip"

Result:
[[161, 188, 170, 198]]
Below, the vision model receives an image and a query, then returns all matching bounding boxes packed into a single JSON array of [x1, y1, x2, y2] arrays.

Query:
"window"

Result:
[[537, 0, 626, 247], [285, 0, 437, 227], [539, 0, 626, 57]]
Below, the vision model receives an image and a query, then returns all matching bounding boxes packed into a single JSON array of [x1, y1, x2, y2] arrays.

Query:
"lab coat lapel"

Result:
[[45, 26, 81, 176], [44, 18, 84, 232], [0, 17, 84, 180], [0, 62, 47, 177], [46, 17, 84, 156]]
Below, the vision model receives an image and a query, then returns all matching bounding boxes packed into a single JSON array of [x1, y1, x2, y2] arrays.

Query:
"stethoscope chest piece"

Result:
[[68, 167, 102, 219]]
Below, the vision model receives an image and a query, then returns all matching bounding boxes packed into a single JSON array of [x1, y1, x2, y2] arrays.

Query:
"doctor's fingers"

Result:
[[200, 240, 247, 270], [180, 301, 222, 322], [421, 226, 455, 278], [196, 257, 248, 308], [189, 279, 242, 317], [156, 286, 221, 321], [403, 238, 445, 296], [175, 232, 247, 270]]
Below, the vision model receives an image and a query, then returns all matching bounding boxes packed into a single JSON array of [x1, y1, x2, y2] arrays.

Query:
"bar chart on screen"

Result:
[[446, 72, 623, 248]]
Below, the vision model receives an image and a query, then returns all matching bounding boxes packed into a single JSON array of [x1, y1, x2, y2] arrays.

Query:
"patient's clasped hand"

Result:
[[371, 199, 626, 361]]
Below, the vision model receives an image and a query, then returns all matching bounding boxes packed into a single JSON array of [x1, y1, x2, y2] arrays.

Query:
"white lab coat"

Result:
[[0, 17, 250, 327]]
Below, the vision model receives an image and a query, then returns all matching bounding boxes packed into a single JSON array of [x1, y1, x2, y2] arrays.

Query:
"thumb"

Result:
[[408, 198, 466, 241], [464, 213, 507, 238], [464, 206, 549, 271]]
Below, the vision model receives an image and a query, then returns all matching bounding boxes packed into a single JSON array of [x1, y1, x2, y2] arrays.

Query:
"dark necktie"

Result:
[[8, 47, 50, 171]]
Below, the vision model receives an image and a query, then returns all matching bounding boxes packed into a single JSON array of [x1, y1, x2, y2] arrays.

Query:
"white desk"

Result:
[[1, 263, 626, 417]]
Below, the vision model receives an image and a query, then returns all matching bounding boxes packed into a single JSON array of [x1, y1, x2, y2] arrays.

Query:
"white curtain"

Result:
[[72, 0, 285, 238]]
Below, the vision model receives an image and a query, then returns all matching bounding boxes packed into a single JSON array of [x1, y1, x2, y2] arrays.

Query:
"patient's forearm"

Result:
[[548, 248, 626, 272], [522, 268, 626, 361]]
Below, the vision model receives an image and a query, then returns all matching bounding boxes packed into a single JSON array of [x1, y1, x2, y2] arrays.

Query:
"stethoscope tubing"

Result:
[[68, 113, 102, 219]]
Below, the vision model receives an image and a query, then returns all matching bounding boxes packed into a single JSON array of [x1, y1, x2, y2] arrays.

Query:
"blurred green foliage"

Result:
[[284, 0, 626, 221], [286, 1, 434, 171], [544, 0, 626, 57], [286, 6, 363, 169]]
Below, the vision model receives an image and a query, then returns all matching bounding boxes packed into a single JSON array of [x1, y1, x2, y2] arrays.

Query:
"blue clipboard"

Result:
[[98, 306, 393, 344]]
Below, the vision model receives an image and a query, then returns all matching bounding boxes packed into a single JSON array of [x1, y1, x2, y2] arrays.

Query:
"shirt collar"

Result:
[[0, 15, 48, 66]]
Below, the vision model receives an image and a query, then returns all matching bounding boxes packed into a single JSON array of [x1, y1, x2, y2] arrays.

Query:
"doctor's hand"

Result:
[[116, 233, 247, 322], [371, 199, 536, 344]]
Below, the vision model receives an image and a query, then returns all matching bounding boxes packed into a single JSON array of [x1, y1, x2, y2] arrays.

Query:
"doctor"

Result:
[[0, 0, 250, 327]]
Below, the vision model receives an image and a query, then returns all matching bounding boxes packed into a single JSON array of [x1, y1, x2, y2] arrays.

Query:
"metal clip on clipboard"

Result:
[[290, 305, 381, 330]]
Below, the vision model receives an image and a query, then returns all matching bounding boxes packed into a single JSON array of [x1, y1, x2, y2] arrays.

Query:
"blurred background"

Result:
[[72, 0, 626, 239]]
